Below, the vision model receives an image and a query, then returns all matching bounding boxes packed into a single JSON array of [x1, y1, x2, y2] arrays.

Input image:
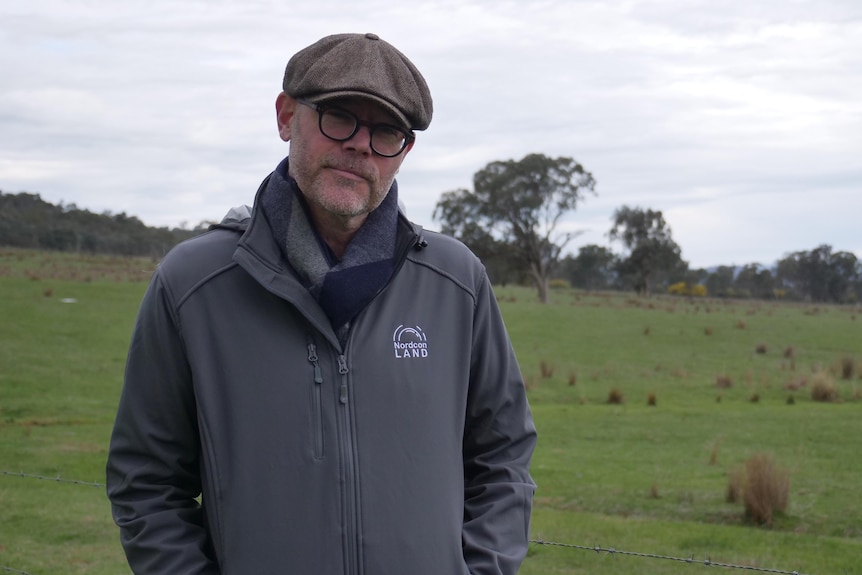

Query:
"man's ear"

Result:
[[275, 92, 296, 142], [399, 139, 415, 161]]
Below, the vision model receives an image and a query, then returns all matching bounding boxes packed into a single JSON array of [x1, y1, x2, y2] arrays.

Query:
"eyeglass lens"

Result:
[[319, 107, 409, 157]]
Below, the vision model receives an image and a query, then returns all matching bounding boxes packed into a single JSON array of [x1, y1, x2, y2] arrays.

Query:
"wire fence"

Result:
[[1, 469, 826, 575]]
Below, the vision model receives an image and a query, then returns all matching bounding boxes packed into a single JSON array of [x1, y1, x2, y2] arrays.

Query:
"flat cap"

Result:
[[283, 33, 433, 131]]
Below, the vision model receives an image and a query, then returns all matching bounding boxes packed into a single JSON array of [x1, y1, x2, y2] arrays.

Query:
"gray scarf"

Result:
[[261, 158, 398, 341]]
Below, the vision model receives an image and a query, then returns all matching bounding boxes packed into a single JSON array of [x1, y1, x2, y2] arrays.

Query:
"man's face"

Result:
[[277, 94, 413, 224]]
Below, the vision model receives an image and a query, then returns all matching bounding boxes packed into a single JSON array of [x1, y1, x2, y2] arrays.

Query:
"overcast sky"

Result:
[[2, 0, 860, 269]]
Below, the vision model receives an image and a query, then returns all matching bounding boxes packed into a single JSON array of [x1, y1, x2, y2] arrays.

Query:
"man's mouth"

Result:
[[327, 163, 372, 183]]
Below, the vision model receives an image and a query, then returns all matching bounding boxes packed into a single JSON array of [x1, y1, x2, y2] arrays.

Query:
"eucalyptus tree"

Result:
[[434, 153, 596, 303]]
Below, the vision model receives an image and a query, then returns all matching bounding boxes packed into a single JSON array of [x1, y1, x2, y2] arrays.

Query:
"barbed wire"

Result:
[[1, 470, 104, 488], [0, 470, 833, 575], [531, 538, 811, 574]]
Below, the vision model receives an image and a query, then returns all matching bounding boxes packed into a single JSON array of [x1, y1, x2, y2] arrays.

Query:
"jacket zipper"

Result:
[[334, 221, 417, 575], [306, 341, 325, 459], [336, 354, 361, 575]]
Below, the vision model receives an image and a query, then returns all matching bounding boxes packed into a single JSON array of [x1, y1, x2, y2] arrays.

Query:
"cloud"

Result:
[[1, 0, 860, 269]]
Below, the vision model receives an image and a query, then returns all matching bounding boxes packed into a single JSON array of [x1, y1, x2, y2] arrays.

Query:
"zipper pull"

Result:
[[307, 343, 323, 383], [338, 355, 349, 403]]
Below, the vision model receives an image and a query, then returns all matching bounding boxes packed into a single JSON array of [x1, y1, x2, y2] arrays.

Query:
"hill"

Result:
[[0, 190, 208, 258]]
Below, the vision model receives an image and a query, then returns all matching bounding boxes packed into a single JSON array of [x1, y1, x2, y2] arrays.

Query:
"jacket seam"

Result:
[[404, 256, 478, 307], [175, 262, 241, 310]]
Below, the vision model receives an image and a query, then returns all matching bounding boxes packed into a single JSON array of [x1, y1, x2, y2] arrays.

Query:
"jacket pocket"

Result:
[[307, 342, 325, 459]]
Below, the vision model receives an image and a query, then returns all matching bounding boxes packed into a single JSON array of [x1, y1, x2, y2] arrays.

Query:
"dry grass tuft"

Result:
[[783, 346, 796, 359], [838, 356, 856, 380], [726, 466, 744, 503], [755, 343, 768, 354], [539, 360, 555, 380], [740, 453, 790, 526], [715, 375, 733, 389], [704, 326, 714, 335], [735, 319, 747, 330], [784, 376, 807, 391], [607, 388, 624, 404], [709, 438, 722, 466], [643, 325, 651, 336], [567, 371, 577, 386], [646, 392, 657, 407], [810, 372, 839, 402], [649, 482, 660, 499], [786, 395, 796, 405], [749, 393, 760, 403], [672, 367, 690, 378]]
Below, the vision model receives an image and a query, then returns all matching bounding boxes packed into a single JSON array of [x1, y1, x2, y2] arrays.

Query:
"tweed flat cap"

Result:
[[283, 33, 433, 131]]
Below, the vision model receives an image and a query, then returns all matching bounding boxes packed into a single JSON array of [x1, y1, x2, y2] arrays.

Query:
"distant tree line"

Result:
[[0, 191, 210, 258], [434, 154, 861, 305], [556, 242, 862, 304]]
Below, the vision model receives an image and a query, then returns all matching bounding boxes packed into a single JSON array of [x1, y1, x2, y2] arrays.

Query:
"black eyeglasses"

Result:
[[298, 99, 414, 157]]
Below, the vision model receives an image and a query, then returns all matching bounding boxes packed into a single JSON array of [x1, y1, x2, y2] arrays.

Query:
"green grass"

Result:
[[498, 285, 862, 574], [1, 249, 147, 573], [1, 250, 860, 574]]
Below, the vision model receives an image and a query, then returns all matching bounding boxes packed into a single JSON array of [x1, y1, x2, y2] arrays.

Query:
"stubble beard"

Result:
[[294, 153, 393, 220]]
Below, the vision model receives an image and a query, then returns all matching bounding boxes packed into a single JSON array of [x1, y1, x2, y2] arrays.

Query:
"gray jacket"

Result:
[[106, 176, 537, 575]]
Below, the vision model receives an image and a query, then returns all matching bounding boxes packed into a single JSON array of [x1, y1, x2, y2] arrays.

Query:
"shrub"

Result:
[[668, 282, 707, 297], [549, 278, 571, 290], [810, 372, 839, 402], [740, 453, 790, 526]]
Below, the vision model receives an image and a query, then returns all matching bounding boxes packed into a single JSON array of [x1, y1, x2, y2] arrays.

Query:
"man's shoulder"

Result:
[[406, 228, 487, 289], [156, 226, 243, 298]]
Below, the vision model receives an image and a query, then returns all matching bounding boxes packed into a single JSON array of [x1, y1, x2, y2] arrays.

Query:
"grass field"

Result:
[[1, 248, 860, 574]]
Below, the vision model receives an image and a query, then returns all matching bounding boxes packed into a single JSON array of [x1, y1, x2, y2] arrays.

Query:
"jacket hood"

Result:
[[210, 204, 252, 233]]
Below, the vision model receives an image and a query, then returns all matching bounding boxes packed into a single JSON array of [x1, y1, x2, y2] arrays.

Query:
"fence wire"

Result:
[[531, 537, 811, 574], [1, 470, 830, 575], [1, 470, 104, 488]]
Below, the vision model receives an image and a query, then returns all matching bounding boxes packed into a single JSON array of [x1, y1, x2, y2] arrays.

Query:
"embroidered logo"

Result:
[[392, 325, 429, 359]]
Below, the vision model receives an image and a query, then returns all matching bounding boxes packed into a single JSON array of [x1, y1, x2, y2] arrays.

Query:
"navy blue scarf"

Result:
[[261, 158, 397, 340]]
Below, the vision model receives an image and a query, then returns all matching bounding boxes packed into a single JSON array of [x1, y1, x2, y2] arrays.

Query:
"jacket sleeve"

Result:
[[105, 271, 220, 574], [462, 276, 537, 575]]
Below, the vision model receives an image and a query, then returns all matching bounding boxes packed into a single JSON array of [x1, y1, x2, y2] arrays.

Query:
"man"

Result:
[[106, 32, 536, 575]]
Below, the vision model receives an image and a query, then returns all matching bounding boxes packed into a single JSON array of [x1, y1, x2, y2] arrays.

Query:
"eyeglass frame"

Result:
[[296, 99, 415, 158]]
